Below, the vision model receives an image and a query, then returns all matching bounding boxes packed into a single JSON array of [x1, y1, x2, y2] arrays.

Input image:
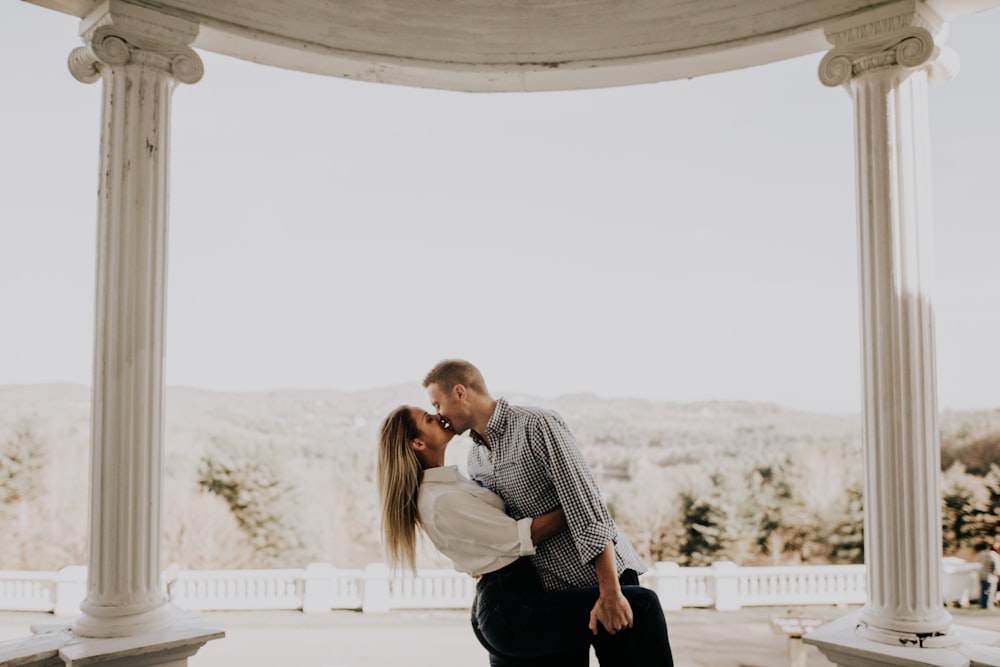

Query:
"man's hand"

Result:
[[588, 591, 633, 635], [589, 542, 634, 635]]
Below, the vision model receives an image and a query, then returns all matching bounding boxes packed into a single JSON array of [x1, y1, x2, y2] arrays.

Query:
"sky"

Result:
[[1, 4, 998, 416]]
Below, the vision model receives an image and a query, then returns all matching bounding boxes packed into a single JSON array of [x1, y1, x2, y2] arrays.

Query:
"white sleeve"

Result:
[[430, 491, 536, 558]]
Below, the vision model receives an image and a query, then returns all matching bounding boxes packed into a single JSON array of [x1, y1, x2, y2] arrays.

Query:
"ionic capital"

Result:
[[68, 1, 203, 85], [818, 2, 959, 87]]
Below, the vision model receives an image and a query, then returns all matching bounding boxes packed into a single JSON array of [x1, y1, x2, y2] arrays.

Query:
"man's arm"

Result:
[[532, 414, 619, 565], [588, 542, 633, 635], [530, 507, 567, 544]]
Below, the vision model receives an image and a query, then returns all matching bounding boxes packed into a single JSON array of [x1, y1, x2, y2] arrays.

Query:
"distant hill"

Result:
[[0, 382, 870, 468], [2, 382, 998, 474], [1, 384, 998, 571]]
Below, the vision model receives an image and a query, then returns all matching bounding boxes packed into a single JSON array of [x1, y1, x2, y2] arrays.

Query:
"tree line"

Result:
[[1, 386, 999, 571]]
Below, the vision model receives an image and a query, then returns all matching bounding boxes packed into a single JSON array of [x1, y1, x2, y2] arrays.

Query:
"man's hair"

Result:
[[423, 359, 488, 394]]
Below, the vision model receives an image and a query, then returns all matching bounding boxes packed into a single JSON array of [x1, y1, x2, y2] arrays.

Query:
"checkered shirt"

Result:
[[467, 397, 646, 591]]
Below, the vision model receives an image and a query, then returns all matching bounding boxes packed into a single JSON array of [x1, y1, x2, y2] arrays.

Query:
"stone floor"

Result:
[[1, 606, 998, 666]]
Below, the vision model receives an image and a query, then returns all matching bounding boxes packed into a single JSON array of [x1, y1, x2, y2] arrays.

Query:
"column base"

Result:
[[805, 611, 1000, 666], [72, 600, 174, 638], [857, 614, 961, 649], [18, 605, 226, 667]]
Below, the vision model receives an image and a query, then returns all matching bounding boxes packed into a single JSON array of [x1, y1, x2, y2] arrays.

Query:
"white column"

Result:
[[711, 561, 741, 612], [818, 0, 959, 649], [302, 563, 335, 613], [67, 2, 203, 639], [651, 561, 684, 611], [362, 563, 392, 613]]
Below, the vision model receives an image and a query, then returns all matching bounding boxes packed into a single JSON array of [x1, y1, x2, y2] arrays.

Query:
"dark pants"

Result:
[[470, 558, 673, 666], [980, 578, 997, 609]]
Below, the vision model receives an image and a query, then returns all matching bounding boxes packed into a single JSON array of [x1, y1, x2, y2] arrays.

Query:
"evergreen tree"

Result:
[[978, 463, 1000, 535], [678, 490, 727, 566], [198, 440, 306, 567], [941, 462, 981, 550], [0, 420, 49, 504], [826, 484, 864, 563], [752, 459, 794, 560]]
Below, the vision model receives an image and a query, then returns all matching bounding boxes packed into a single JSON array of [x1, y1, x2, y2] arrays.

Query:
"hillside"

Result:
[[0, 383, 869, 469], [1, 384, 998, 571]]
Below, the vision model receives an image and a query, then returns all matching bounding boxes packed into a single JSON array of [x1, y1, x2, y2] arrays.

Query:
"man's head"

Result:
[[423, 359, 491, 435]]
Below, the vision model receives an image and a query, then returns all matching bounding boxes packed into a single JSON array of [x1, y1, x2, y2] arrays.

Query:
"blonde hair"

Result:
[[423, 358, 488, 395], [377, 405, 423, 573]]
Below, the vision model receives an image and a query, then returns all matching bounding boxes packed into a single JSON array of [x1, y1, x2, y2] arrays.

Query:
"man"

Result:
[[424, 359, 670, 664], [977, 540, 1000, 609]]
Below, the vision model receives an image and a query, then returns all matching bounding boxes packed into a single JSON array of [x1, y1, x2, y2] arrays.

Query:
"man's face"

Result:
[[427, 382, 469, 434]]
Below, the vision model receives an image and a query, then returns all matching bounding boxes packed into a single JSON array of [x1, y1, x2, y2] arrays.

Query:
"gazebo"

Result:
[[7, 0, 1000, 665]]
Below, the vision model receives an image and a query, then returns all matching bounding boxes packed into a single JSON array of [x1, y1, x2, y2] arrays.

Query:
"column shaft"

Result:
[[68, 6, 203, 638], [87, 55, 172, 620], [851, 66, 951, 641], [817, 1, 960, 648]]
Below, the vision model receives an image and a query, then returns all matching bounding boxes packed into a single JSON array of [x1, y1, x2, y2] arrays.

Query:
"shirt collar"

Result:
[[422, 465, 462, 483], [484, 397, 511, 442]]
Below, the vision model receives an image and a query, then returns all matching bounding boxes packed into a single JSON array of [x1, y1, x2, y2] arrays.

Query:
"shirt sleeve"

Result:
[[530, 412, 617, 567], [429, 490, 536, 559]]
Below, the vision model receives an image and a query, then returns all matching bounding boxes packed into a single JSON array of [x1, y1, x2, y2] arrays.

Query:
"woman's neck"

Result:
[[420, 452, 446, 469]]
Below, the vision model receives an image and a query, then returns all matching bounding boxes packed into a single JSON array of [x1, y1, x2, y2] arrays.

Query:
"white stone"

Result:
[[362, 563, 392, 614], [650, 561, 684, 611], [711, 561, 741, 612], [64, 0, 205, 642], [54, 566, 87, 617], [806, 614, 1000, 667], [809, 2, 964, 658], [302, 563, 335, 613]]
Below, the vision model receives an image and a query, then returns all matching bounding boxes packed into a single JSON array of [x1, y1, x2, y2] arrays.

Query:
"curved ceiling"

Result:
[[25, 0, 1000, 91]]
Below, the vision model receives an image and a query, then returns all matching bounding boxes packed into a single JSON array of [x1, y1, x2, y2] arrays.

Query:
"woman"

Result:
[[377, 405, 673, 666]]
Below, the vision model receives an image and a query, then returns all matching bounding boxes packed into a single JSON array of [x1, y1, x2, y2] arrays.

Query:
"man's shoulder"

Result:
[[506, 401, 562, 423]]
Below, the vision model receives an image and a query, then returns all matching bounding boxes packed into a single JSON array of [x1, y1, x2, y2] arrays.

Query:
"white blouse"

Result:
[[418, 465, 536, 576]]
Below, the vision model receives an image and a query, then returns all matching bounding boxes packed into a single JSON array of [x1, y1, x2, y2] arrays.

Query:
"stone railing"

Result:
[[0, 559, 979, 616], [655, 562, 870, 611]]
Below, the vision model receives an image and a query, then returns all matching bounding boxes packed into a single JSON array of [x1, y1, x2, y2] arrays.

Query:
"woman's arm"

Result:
[[428, 490, 538, 558], [530, 507, 567, 544]]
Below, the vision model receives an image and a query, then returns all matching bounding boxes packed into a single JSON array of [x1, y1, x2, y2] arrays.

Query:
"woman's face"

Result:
[[408, 407, 454, 449]]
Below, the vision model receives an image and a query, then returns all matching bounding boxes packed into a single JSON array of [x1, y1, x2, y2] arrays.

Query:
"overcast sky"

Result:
[[2, 4, 998, 416]]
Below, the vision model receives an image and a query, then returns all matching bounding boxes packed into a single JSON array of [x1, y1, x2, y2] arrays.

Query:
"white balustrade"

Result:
[[330, 569, 365, 609], [735, 565, 867, 607], [0, 571, 57, 612], [941, 557, 980, 608], [0, 560, 977, 615], [169, 569, 304, 611], [389, 570, 477, 609], [678, 566, 714, 607]]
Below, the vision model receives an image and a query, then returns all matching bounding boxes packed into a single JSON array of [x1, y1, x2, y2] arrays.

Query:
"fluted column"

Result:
[[68, 2, 203, 639], [818, 1, 959, 649]]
